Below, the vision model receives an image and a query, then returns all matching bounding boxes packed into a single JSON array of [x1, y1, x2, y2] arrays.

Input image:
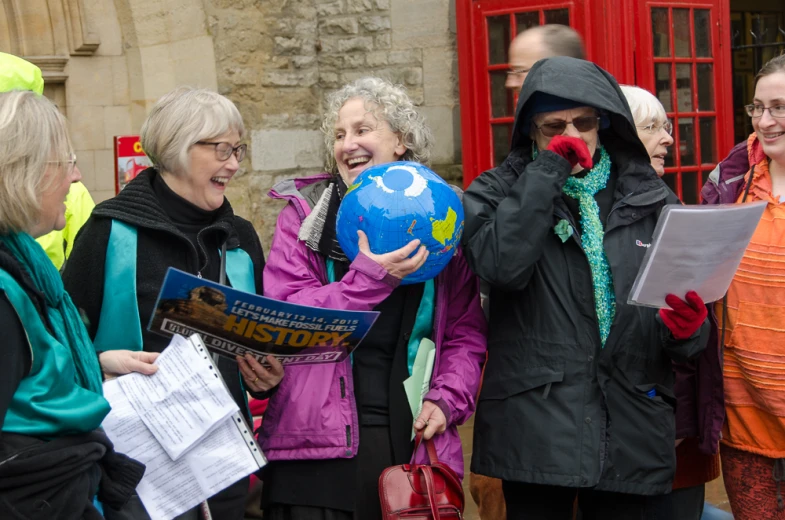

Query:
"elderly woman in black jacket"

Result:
[[64, 87, 282, 520], [462, 57, 709, 519]]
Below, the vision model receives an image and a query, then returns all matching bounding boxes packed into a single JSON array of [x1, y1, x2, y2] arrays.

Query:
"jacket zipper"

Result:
[[345, 425, 351, 447], [340, 377, 346, 398]]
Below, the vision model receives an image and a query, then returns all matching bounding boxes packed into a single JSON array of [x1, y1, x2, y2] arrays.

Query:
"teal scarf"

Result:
[[0, 232, 104, 394], [534, 144, 616, 346]]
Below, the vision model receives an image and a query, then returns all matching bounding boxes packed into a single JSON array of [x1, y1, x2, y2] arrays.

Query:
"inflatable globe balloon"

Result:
[[336, 161, 464, 285]]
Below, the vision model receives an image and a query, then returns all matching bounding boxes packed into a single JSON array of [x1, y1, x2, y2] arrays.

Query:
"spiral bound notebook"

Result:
[[102, 333, 265, 520]]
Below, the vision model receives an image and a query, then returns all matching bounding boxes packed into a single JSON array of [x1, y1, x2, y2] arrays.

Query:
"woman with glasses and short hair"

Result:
[[63, 87, 283, 520], [463, 57, 709, 519], [622, 84, 721, 520], [697, 53, 785, 519]]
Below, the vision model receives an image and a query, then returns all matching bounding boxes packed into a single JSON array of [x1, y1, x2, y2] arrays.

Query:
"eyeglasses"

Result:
[[637, 120, 673, 136], [745, 104, 785, 119], [506, 67, 531, 77], [533, 116, 601, 138], [196, 141, 247, 162], [47, 153, 77, 175]]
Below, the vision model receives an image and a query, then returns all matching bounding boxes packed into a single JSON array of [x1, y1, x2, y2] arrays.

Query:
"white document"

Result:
[[102, 336, 267, 520], [403, 338, 436, 440], [103, 379, 264, 520], [117, 334, 239, 460], [628, 201, 767, 308]]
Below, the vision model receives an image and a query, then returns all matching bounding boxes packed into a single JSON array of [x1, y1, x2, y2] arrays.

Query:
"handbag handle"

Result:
[[418, 465, 442, 520], [412, 430, 439, 465]]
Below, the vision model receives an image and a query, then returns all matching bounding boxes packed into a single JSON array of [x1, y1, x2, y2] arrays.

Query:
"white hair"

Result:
[[620, 85, 669, 128], [140, 87, 245, 176], [0, 91, 72, 234]]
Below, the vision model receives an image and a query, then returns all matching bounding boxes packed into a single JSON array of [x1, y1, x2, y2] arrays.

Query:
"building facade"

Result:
[[0, 0, 462, 250], [1, 0, 783, 250]]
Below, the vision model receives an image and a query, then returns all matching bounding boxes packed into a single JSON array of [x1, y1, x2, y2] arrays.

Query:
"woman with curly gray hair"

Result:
[[259, 77, 487, 520]]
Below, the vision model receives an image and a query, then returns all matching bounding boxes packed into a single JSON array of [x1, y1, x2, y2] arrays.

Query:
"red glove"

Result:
[[659, 290, 707, 340], [545, 135, 593, 170]]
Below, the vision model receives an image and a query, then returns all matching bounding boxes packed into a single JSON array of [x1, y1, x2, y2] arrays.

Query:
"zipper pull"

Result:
[[197, 271, 203, 279]]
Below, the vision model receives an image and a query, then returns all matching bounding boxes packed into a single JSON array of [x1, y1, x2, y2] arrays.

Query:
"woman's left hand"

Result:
[[237, 353, 284, 393], [414, 401, 447, 440], [99, 350, 160, 378]]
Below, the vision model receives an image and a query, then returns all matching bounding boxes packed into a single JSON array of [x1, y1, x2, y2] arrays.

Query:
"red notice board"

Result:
[[114, 135, 152, 194]]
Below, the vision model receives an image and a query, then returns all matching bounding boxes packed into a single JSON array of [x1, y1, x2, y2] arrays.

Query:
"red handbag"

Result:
[[378, 431, 465, 519]]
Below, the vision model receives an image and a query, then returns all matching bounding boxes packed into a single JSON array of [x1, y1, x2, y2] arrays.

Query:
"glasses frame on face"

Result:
[[533, 116, 601, 138], [47, 153, 77, 176], [195, 141, 247, 162], [745, 104, 785, 119], [506, 67, 531, 78], [637, 120, 673, 136]]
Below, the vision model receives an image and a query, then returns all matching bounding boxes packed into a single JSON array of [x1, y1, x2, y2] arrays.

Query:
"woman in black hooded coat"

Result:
[[462, 56, 709, 519]]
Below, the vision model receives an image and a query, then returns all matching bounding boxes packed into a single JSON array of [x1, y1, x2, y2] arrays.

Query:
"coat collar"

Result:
[[92, 168, 240, 247]]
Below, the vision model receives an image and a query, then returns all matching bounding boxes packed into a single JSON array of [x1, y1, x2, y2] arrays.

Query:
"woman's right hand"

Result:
[[357, 230, 429, 280]]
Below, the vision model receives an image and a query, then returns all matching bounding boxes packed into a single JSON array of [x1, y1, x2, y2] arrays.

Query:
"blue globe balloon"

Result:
[[336, 161, 464, 285]]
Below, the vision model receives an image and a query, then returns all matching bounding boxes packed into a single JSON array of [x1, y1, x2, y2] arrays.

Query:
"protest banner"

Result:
[[148, 268, 379, 366]]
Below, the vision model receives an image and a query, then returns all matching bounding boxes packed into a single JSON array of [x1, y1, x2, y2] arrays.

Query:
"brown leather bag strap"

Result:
[[418, 465, 442, 520], [412, 430, 440, 465]]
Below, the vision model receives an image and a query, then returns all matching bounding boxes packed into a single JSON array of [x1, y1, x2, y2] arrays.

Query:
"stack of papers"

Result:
[[628, 201, 767, 307], [102, 335, 265, 520]]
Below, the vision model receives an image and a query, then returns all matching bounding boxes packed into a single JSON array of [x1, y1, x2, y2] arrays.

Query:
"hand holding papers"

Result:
[[117, 334, 238, 460], [102, 335, 264, 520], [628, 202, 767, 308]]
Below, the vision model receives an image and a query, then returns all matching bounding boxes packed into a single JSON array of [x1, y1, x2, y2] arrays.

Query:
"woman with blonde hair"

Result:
[[0, 89, 151, 518]]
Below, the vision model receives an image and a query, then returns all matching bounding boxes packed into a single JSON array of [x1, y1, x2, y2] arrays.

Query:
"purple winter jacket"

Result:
[[259, 174, 487, 479], [675, 139, 751, 454]]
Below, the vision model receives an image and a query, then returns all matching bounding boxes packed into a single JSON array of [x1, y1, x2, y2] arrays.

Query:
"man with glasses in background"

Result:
[[505, 24, 586, 94]]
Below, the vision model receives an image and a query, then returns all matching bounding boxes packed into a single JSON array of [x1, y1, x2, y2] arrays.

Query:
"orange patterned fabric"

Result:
[[717, 150, 785, 458], [721, 443, 785, 518]]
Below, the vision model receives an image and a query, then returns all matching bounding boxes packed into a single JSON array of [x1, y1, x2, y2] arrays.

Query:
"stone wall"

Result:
[[207, 0, 462, 251], [3, 0, 463, 253]]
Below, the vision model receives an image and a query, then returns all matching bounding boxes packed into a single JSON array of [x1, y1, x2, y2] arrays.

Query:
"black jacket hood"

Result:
[[511, 56, 649, 165]]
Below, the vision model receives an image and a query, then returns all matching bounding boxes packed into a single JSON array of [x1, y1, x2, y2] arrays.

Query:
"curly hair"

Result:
[[321, 77, 433, 173]]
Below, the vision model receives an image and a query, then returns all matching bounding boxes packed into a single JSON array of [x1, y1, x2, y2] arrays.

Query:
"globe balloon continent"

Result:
[[336, 161, 464, 285]]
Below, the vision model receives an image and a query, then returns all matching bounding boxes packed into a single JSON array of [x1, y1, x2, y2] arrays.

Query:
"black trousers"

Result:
[[502, 481, 674, 520], [656, 484, 705, 520], [263, 425, 395, 520]]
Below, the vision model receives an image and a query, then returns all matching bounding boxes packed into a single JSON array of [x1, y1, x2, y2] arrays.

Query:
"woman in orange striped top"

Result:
[[714, 54, 785, 519]]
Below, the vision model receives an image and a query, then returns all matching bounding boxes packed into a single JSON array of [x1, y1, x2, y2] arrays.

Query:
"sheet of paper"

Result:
[[102, 379, 262, 520], [403, 338, 436, 440], [628, 201, 767, 308], [117, 334, 238, 460]]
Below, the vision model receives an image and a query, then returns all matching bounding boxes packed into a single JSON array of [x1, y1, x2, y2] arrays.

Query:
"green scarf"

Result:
[[534, 144, 616, 346], [0, 231, 104, 394]]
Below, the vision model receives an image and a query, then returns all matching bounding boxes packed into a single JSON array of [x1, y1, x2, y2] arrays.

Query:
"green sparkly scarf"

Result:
[[535, 144, 616, 346]]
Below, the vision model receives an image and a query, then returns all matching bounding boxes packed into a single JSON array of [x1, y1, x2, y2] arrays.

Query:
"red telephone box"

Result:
[[456, 0, 734, 204]]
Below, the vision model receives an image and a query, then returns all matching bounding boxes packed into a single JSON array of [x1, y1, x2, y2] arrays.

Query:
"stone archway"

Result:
[[0, 0, 220, 201], [111, 0, 219, 129], [0, 0, 99, 111]]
